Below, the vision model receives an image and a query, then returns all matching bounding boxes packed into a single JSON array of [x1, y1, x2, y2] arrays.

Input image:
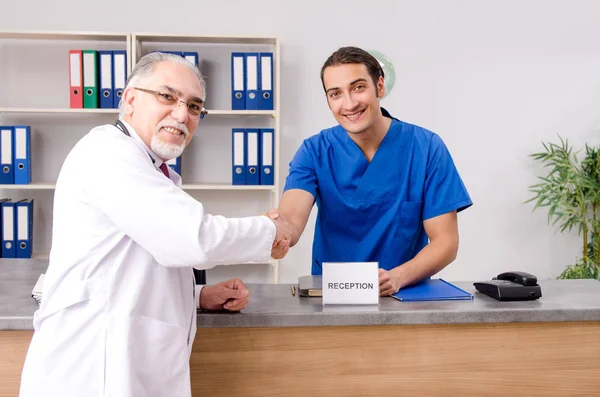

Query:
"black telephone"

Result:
[[473, 271, 542, 301]]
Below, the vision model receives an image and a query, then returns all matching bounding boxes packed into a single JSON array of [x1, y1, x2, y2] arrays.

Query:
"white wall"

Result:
[[3, 0, 600, 283]]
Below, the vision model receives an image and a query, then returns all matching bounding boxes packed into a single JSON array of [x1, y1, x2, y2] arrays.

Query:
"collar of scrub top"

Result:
[[115, 118, 168, 172], [381, 107, 395, 120]]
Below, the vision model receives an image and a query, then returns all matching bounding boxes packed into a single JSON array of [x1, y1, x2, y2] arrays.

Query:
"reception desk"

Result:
[[2, 259, 600, 396]]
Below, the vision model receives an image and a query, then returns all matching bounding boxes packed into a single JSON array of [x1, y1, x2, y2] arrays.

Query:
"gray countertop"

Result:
[[3, 259, 600, 330], [0, 259, 47, 330]]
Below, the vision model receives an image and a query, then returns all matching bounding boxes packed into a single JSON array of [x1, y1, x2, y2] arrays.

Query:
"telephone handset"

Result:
[[495, 271, 538, 287], [474, 271, 542, 301]]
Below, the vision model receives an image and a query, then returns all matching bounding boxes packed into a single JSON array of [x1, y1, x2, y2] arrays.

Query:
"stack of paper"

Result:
[[31, 273, 45, 306]]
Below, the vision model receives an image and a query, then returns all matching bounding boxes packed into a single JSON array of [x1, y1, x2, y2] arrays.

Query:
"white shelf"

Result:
[[0, 30, 129, 41], [0, 108, 275, 116], [0, 30, 132, 77], [26, 254, 276, 266], [182, 184, 275, 191], [242, 259, 278, 266], [0, 183, 55, 190], [132, 33, 277, 45], [0, 108, 119, 114], [0, 183, 275, 191], [207, 110, 276, 117]]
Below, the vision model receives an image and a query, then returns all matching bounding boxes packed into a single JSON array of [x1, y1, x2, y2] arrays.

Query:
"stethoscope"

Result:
[[114, 118, 133, 138], [114, 119, 157, 166]]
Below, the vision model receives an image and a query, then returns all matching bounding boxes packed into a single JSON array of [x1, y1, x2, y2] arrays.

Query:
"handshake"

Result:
[[262, 209, 293, 259]]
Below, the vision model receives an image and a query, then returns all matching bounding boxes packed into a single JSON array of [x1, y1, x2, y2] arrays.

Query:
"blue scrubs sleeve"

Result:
[[423, 134, 472, 220], [283, 141, 318, 198]]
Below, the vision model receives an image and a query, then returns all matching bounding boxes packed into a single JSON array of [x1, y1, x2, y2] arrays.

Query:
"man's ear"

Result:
[[376, 76, 385, 98], [122, 87, 136, 115]]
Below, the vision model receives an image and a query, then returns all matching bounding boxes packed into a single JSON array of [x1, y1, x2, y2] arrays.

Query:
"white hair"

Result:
[[118, 52, 206, 116]]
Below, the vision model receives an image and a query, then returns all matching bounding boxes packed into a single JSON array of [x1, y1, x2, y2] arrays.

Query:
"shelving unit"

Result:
[[0, 31, 131, 42], [0, 30, 131, 261], [0, 30, 282, 283], [0, 108, 120, 114], [0, 108, 275, 116], [132, 32, 281, 283], [0, 183, 276, 191], [0, 183, 56, 190]]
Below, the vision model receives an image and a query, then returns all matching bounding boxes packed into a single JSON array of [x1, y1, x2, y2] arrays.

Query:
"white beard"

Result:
[[151, 135, 185, 160]]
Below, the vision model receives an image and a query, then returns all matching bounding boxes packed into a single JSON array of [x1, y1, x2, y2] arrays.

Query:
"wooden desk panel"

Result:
[[191, 322, 600, 396], [3, 322, 599, 396], [0, 331, 32, 397]]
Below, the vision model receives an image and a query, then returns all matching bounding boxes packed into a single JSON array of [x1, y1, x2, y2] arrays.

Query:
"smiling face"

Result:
[[323, 63, 385, 135], [122, 61, 204, 160]]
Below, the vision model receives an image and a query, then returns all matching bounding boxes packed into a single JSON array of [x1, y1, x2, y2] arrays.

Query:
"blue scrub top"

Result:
[[283, 111, 472, 275]]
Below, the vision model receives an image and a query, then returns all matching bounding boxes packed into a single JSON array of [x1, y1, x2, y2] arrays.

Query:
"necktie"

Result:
[[159, 163, 170, 178]]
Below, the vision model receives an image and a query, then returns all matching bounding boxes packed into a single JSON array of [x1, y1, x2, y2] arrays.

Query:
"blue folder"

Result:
[[391, 279, 473, 301], [98, 50, 114, 109]]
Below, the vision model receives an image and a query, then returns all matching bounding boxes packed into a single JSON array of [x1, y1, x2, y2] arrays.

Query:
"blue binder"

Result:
[[231, 53, 246, 110], [156, 50, 183, 57], [259, 128, 274, 185], [183, 52, 198, 66], [391, 279, 473, 301], [112, 50, 127, 109], [244, 53, 259, 110], [15, 199, 33, 259], [98, 50, 114, 109], [13, 126, 31, 185], [245, 128, 260, 185], [166, 156, 181, 176], [258, 53, 274, 110], [1, 200, 15, 258], [0, 126, 14, 184], [232, 128, 246, 185]]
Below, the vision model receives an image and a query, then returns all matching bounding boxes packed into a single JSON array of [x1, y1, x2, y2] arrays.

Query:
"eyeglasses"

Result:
[[133, 87, 208, 119]]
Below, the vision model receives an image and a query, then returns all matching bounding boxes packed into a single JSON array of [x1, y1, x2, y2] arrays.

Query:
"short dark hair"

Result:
[[320, 46, 384, 92]]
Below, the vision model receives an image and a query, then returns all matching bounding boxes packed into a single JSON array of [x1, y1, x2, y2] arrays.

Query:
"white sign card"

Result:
[[322, 262, 379, 305]]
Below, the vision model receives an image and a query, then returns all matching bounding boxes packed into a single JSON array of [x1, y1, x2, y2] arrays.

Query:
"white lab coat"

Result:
[[19, 121, 276, 397]]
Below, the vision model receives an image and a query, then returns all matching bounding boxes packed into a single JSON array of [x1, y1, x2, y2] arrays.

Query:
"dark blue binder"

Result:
[[13, 125, 31, 185], [232, 128, 246, 185], [98, 50, 114, 109], [391, 279, 473, 301], [259, 128, 274, 185], [244, 53, 260, 110], [183, 52, 198, 66], [231, 53, 246, 110], [112, 50, 127, 109], [15, 198, 33, 258], [245, 128, 260, 185], [166, 156, 181, 176], [258, 52, 273, 110]]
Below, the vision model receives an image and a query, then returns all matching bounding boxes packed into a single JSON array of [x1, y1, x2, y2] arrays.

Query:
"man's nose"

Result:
[[171, 101, 189, 123], [342, 94, 359, 111]]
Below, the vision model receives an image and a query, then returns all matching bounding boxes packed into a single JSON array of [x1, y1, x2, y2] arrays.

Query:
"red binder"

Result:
[[69, 50, 83, 108]]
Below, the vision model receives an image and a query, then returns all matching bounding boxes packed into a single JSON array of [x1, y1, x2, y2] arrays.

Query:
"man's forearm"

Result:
[[276, 189, 315, 249], [289, 221, 304, 247], [391, 238, 458, 289]]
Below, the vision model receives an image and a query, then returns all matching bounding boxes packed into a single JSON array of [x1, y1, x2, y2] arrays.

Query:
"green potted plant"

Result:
[[527, 135, 600, 279]]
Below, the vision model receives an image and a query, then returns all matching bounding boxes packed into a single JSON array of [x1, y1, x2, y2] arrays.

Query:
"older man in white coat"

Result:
[[19, 52, 291, 397]]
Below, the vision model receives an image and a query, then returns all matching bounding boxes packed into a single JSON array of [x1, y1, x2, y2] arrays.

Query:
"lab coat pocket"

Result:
[[34, 278, 104, 329], [398, 200, 423, 241], [120, 315, 188, 396]]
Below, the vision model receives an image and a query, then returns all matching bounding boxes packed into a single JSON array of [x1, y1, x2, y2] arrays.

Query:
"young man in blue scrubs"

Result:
[[271, 46, 472, 296]]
